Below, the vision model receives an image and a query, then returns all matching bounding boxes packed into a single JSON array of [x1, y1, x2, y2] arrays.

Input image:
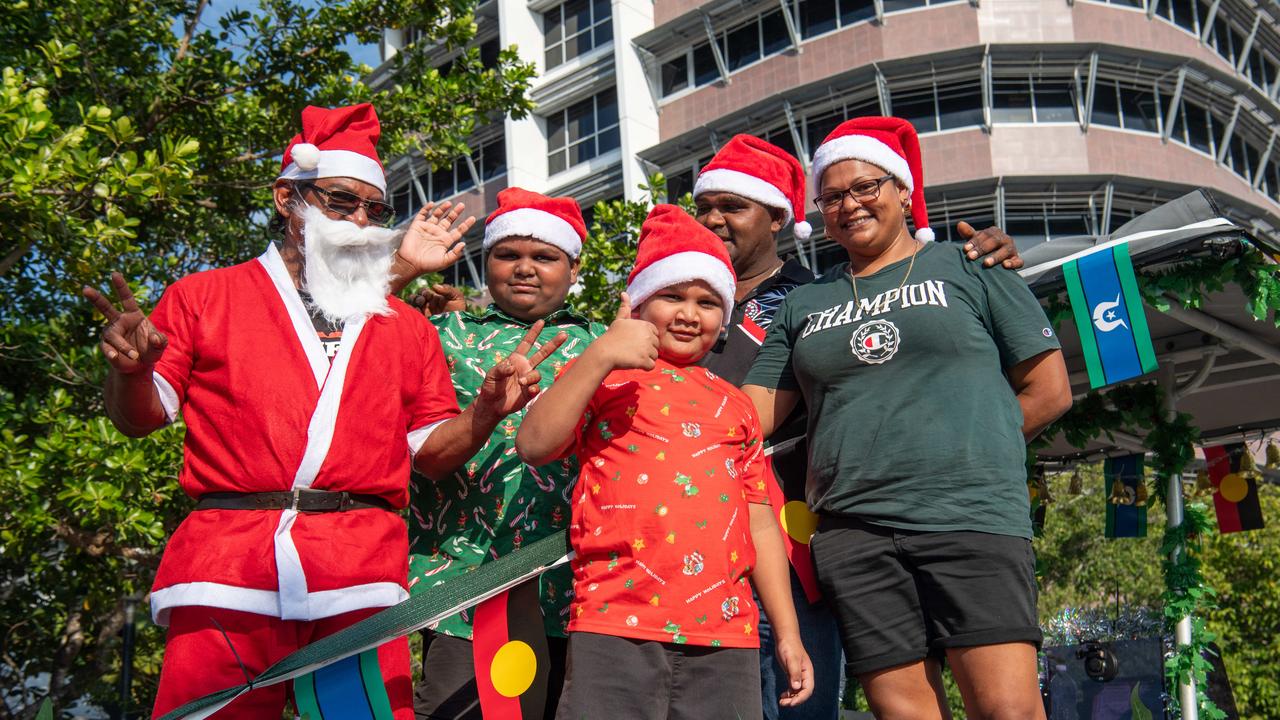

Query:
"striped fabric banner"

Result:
[[1062, 243, 1158, 389], [294, 648, 393, 720]]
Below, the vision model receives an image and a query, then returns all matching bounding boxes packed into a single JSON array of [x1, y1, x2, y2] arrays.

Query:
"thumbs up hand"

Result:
[[597, 292, 660, 371]]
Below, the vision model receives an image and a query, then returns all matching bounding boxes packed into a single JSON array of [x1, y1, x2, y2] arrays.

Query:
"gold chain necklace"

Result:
[[848, 240, 922, 307]]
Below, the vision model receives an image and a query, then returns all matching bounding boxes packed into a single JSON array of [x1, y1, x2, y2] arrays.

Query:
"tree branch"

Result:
[[0, 239, 34, 278], [174, 0, 210, 66]]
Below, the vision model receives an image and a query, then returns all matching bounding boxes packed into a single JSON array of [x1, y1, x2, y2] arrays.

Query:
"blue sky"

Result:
[[187, 0, 382, 68]]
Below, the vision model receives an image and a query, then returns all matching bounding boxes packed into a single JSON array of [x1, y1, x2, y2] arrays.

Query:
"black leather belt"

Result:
[[195, 489, 395, 513]]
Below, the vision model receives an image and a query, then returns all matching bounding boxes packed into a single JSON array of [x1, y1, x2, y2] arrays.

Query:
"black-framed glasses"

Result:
[[298, 183, 396, 226], [813, 175, 896, 214]]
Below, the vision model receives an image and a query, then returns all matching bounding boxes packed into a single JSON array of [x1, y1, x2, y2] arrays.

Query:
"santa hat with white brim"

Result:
[[483, 187, 588, 259], [626, 204, 737, 325], [693, 134, 813, 241], [810, 116, 935, 242], [278, 103, 386, 195]]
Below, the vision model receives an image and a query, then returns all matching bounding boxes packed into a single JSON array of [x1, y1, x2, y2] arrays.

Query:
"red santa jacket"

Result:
[[146, 244, 459, 625]]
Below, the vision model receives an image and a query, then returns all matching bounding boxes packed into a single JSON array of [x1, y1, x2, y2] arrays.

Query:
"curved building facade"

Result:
[[378, 0, 1280, 282]]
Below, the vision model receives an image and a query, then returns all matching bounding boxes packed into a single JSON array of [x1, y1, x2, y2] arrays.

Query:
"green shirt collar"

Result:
[[475, 303, 593, 327]]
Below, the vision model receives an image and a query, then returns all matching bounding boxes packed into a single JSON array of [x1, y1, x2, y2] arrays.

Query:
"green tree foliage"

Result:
[[569, 174, 694, 323], [0, 1, 534, 715], [1034, 465, 1280, 719]]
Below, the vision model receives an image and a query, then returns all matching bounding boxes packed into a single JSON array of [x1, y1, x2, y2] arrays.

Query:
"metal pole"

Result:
[[117, 595, 138, 719], [1160, 364, 1198, 720]]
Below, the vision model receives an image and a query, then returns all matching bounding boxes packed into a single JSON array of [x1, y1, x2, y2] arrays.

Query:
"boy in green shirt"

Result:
[[404, 188, 606, 719]]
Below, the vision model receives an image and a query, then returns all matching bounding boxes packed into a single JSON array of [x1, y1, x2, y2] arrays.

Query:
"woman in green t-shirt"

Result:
[[743, 116, 1072, 720]]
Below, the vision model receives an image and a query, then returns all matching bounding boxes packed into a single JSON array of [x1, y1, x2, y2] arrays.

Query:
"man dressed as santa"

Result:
[[82, 103, 561, 718]]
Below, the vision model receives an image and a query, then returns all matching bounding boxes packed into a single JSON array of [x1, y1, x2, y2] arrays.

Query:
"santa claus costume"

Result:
[[148, 104, 458, 718]]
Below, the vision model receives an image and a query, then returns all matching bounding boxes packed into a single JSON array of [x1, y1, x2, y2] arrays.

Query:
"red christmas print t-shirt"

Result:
[[562, 359, 770, 648]]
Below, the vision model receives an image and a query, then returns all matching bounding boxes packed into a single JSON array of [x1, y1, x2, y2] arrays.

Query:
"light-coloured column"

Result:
[[613, 0, 658, 201], [499, 0, 551, 192]]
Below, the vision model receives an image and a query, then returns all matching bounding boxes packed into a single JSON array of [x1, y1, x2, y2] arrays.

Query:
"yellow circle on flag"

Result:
[[780, 501, 819, 544], [1220, 473, 1249, 503], [490, 640, 537, 698]]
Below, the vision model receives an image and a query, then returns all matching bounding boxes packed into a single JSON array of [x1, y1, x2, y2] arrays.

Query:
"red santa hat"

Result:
[[810, 116, 934, 242], [278, 103, 386, 195], [483, 187, 588, 258], [626, 205, 737, 324], [693, 134, 812, 241]]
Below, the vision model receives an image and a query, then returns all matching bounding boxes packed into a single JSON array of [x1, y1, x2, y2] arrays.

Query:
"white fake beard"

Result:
[[300, 205, 403, 324]]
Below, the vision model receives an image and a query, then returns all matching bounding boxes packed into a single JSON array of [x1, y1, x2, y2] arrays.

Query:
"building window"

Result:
[[547, 89, 621, 175], [544, 0, 612, 71], [387, 138, 505, 217]]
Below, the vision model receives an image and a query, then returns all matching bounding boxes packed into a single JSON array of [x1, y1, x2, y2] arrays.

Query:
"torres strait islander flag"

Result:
[[1062, 243, 1158, 389], [472, 579, 551, 719], [294, 648, 394, 720], [1204, 443, 1266, 534]]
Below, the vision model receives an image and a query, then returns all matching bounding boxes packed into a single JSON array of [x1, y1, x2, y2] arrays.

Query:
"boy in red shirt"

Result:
[[517, 205, 813, 718]]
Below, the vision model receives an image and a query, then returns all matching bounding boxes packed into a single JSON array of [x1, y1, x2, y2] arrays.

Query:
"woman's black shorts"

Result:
[[810, 516, 1042, 676]]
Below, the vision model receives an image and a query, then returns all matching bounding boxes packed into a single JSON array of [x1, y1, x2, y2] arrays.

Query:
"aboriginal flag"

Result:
[[763, 456, 822, 603], [1204, 443, 1266, 533], [1104, 454, 1148, 538], [294, 647, 394, 720], [473, 579, 550, 720]]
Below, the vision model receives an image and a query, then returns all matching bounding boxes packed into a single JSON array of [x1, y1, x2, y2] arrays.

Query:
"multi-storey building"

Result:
[[377, 0, 1280, 286]]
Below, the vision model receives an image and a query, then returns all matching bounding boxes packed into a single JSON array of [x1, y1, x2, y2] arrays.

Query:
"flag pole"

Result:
[[1160, 363, 1198, 720]]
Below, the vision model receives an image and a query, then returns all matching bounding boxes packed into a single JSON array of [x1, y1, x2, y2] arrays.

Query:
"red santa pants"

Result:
[[153, 605, 411, 719]]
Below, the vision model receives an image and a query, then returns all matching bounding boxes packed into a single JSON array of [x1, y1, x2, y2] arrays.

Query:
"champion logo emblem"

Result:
[[850, 319, 900, 364]]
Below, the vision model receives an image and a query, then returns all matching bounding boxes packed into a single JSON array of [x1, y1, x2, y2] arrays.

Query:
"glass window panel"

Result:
[[667, 167, 696, 202], [596, 88, 619, 128], [893, 89, 938, 134], [992, 77, 1034, 123], [544, 7, 563, 44], [1091, 80, 1121, 128], [480, 39, 499, 69], [725, 21, 762, 71], [882, 0, 926, 13], [566, 99, 595, 144], [1151, 0, 1172, 22], [481, 140, 506, 179], [1047, 214, 1090, 237], [807, 111, 845, 154], [392, 183, 410, 219], [1005, 215, 1047, 243], [597, 126, 621, 155], [800, 0, 839, 37], [568, 138, 593, 166], [662, 55, 690, 96], [762, 10, 791, 56], [455, 159, 475, 193], [431, 164, 453, 201], [1211, 18, 1233, 61], [595, 18, 613, 46], [547, 112, 567, 151], [839, 0, 876, 25], [1246, 50, 1265, 87], [549, 149, 567, 175], [1183, 101, 1212, 153], [564, 0, 590, 36], [593, 0, 610, 20], [1034, 81, 1077, 123], [693, 43, 720, 86], [545, 45, 563, 70], [563, 31, 583, 61], [936, 80, 984, 130], [1170, 0, 1196, 31], [1119, 85, 1159, 134]]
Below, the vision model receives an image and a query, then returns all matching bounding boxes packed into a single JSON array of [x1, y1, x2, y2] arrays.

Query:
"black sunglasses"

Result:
[[298, 183, 396, 226]]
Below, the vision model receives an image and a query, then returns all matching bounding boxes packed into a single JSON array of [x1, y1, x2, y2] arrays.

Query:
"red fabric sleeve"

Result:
[[410, 320, 462, 431], [148, 280, 196, 407]]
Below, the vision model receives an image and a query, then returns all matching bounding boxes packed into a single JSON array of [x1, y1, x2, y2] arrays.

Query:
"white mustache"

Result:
[[302, 205, 403, 248]]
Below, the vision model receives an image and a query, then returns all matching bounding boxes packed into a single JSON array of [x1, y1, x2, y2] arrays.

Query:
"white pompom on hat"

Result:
[[693, 134, 812, 241], [810, 116, 935, 242], [278, 103, 386, 195]]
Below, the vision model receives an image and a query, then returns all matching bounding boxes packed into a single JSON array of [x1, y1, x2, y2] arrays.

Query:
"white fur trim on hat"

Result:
[[693, 168, 794, 224], [483, 207, 583, 258], [280, 149, 386, 195], [811, 136, 913, 194], [626, 251, 736, 326]]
